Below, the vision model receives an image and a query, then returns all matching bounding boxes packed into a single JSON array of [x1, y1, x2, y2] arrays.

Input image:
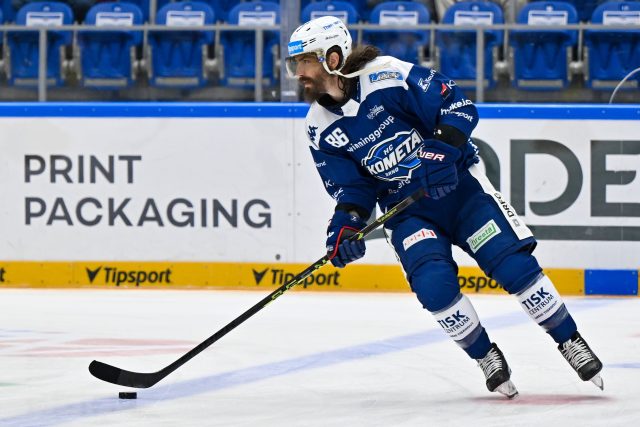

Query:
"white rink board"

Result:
[[0, 117, 295, 262], [1, 107, 639, 269]]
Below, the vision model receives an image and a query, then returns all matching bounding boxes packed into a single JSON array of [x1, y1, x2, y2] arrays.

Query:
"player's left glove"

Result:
[[326, 210, 367, 268], [416, 139, 461, 200]]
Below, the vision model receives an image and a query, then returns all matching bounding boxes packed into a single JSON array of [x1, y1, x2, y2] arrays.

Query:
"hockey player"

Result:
[[286, 16, 604, 398]]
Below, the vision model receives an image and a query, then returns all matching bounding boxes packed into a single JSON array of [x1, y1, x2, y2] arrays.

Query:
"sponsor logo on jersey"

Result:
[[307, 125, 318, 143], [346, 115, 395, 153], [440, 98, 473, 115], [287, 41, 303, 55], [450, 111, 474, 123], [315, 160, 326, 168], [366, 104, 385, 119], [493, 192, 522, 227], [361, 129, 423, 181], [418, 69, 436, 92], [86, 266, 172, 287], [252, 267, 340, 289], [331, 187, 344, 201], [402, 228, 437, 250], [440, 82, 452, 99], [467, 220, 501, 253], [369, 70, 403, 83]]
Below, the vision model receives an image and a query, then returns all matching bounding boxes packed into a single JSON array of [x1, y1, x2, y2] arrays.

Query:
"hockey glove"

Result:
[[326, 210, 367, 268], [417, 139, 462, 200]]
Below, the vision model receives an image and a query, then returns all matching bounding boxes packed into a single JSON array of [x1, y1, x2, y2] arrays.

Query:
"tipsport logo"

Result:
[[86, 266, 173, 287], [252, 267, 340, 289], [458, 275, 504, 293]]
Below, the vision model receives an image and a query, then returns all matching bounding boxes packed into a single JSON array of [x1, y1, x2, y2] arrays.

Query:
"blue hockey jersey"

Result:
[[304, 56, 480, 216]]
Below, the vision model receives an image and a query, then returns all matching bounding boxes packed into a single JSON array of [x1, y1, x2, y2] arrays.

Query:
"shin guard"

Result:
[[432, 293, 490, 358], [516, 273, 576, 342]]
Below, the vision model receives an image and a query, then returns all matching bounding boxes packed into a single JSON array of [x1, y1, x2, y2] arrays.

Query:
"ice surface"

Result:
[[0, 289, 638, 426]]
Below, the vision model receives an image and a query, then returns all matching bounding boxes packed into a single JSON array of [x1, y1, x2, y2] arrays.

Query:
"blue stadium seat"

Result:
[[584, 1, 640, 89], [301, 0, 367, 20], [509, 1, 578, 90], [77, 2, 143, 89], [148, 1, 215, 88], [302, 0, 359, 23], [6, 2, 73, 87], [561, 0, 602, 22], [220, 1, 280, 87], [436, 1, 504, 89], [125, 0, 151, 22], [301, 0, 359, 40], [363, 1, 431, 64], [158, 0, 224, 21], [1, 1, 10, 22]]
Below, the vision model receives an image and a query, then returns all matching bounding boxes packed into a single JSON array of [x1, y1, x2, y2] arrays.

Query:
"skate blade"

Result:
[[590, 374, 604, 391], [495, 380, 519, 399]]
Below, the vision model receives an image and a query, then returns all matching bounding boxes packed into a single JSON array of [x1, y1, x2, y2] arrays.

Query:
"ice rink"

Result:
[[0, 288, 638, 427]]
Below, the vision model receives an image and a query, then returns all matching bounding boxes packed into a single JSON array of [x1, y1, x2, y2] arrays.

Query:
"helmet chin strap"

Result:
[[323, 59, 393, 79]]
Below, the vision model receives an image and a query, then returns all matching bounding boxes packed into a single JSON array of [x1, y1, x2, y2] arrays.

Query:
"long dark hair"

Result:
[[337, 45, 381, 99]]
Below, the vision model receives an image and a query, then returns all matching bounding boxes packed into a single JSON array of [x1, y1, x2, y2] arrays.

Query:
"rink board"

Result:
[[0, 103, 638, 296]]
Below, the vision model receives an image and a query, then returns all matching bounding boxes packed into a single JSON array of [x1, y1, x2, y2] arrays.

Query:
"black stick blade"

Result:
[[89, 360, 162, 389]]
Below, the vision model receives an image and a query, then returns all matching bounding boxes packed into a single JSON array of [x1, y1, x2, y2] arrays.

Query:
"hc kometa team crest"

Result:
[[361, 129, 424, 181]]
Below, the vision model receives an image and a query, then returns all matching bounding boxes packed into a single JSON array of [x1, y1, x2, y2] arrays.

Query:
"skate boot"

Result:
[[558, 332, 603, 390], [476, 343, 518, 398]]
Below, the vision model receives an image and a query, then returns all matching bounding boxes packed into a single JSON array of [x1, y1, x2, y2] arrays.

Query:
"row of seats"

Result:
[[0, 0, 638, 90], [0, 1, 624, 24]]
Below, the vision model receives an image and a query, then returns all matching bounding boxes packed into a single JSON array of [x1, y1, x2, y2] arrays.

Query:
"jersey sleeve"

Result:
[[309, 146, 377, 217], [402, 64, 479, 140]]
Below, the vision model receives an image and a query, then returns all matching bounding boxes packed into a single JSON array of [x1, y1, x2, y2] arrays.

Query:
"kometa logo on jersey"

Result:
[[361, 129, 423, 181]]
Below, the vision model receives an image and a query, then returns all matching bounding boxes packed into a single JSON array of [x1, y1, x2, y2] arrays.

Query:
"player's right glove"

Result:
[[416, 139, 462, 200], [326, 210, 366, 268]]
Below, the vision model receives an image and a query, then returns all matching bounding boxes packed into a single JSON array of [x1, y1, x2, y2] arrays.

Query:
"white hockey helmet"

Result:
[[286, 15, 352, 77]]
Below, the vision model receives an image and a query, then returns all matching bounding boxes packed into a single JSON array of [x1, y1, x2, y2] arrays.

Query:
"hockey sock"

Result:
[[516, 273, 577, 343], [432, 293, 492, 359]]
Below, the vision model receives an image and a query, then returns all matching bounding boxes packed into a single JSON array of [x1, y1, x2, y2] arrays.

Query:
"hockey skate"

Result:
[[476, 343, 518, 398], [558, 332, 604, 390]]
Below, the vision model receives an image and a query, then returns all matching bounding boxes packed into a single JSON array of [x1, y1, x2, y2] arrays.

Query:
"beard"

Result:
[[298, 77, 325, 103]]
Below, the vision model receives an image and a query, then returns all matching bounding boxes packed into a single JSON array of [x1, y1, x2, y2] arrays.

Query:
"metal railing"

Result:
[[0, 22, 638, 102]]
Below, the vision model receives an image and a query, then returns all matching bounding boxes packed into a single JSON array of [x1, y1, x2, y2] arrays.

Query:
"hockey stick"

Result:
[[89, 188, 425, 388]]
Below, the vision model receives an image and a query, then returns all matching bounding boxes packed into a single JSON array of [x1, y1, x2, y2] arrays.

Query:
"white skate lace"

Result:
[[561, 338, 593, 370], [478, 349, 503, 379]]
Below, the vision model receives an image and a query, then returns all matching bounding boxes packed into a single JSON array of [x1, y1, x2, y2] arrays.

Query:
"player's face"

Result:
[[291, 54, 330, 102]]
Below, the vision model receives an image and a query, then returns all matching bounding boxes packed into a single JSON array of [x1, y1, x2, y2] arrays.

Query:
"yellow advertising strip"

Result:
[[0, 261, 617, 296]]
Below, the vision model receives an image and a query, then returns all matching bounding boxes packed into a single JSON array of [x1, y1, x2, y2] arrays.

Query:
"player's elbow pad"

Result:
[[434, 124, 469, 148]]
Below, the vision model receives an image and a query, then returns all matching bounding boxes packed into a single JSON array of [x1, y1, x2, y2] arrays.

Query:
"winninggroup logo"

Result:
[[252, 267, 340, 289], [86, 266, 173, 287]]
